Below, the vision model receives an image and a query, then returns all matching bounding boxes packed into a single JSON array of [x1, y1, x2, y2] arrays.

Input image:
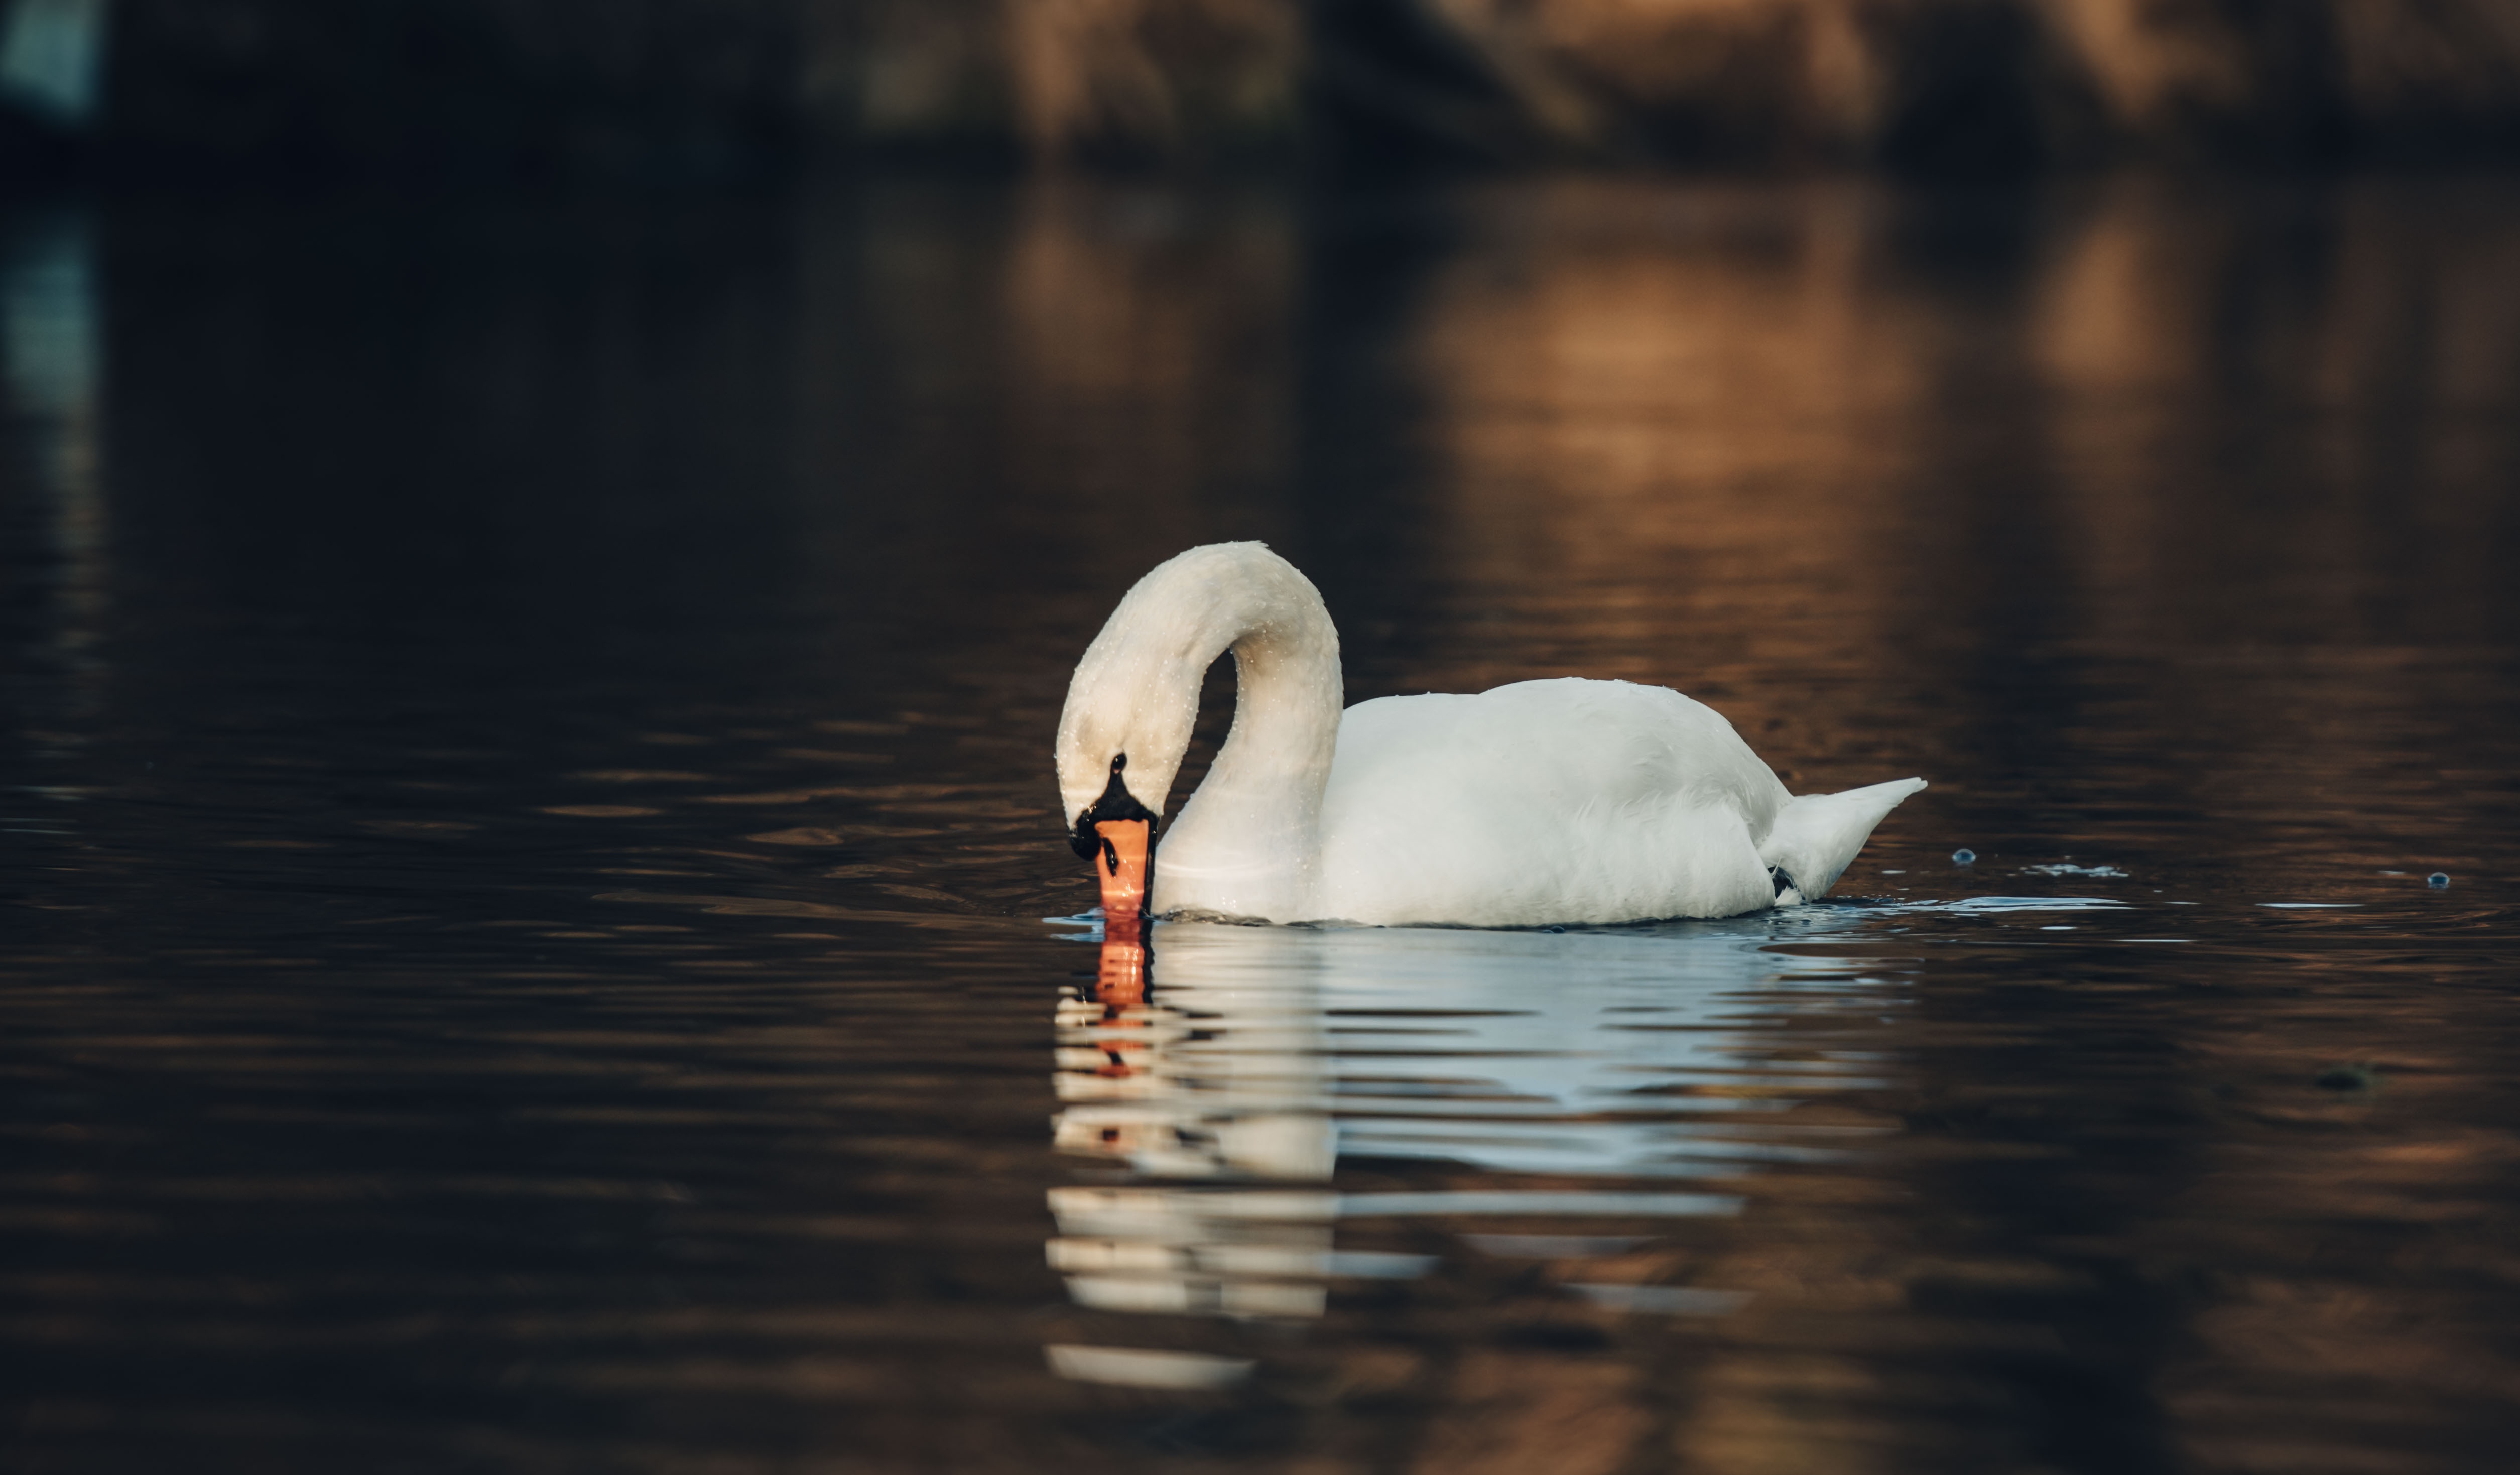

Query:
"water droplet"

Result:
[[1952, 848, 1975, 865], [2428, 872, 2450, 889]]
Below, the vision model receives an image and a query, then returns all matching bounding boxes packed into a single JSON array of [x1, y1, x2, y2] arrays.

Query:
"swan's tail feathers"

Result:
[[1760, 778, 1927, 902]]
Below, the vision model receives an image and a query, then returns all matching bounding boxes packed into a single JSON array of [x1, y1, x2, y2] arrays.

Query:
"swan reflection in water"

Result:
[[1043, 911, 1891, 1391]]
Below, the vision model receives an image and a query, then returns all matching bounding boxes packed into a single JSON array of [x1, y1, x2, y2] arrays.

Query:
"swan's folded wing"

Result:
[[1318, 683, 1791, 924], [1758, 778, 1928, 900]]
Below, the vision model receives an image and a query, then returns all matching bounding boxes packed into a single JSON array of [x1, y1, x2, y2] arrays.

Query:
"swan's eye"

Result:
[[1110, 753, 1126, 774]]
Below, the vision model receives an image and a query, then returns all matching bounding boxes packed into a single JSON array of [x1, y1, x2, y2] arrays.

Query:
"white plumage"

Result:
[[1056, 542, 1924, 927]]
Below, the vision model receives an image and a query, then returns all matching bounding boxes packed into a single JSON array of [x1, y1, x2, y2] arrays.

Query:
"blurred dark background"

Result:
[[3, 0, 2520, 186]]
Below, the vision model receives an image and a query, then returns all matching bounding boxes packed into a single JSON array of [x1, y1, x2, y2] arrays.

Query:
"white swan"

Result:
[[1056, 542, 1924, 928]]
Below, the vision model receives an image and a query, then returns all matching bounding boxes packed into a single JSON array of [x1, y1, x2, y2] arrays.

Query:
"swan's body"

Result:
[[1057, 543, 1924, 927]]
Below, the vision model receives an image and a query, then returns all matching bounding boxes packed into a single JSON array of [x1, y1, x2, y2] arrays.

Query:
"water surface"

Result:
[[3, 174, 2517, 1473]]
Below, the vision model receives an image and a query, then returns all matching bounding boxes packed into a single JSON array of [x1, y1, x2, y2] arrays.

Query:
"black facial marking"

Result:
[[1769, 866, 1800, 898], [1070, 752, 1159, 860]]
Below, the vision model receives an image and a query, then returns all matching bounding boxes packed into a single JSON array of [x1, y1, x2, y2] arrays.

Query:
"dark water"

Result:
[[4, 174, 2518, 1473]]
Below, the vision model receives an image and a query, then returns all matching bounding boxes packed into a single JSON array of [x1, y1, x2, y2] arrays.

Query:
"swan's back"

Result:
[[1317, 679, 1792, 926]]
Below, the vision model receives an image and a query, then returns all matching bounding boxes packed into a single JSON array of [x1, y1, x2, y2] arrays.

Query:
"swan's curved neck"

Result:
[[1055, 544, 1343, 922], [1157, 599, 1343, 920]]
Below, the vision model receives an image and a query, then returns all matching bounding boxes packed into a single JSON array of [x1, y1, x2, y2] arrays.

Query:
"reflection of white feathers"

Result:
[[1056, 543, 1925, 925], [1044, 910, 1885, 1355], [1145, 918, 1882, 1179]]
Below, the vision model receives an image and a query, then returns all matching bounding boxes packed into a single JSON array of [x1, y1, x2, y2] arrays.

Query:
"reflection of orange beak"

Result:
[[1094, 931, 1148, 1012], [1092, 818, 1153, 934]]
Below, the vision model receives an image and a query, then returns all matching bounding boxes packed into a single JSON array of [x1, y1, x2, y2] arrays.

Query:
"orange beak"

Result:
[[1092, 817, 1153, 935]]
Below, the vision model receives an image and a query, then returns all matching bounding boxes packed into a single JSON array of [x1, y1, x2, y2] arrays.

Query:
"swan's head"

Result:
[[1054, 658, 1198, 857]]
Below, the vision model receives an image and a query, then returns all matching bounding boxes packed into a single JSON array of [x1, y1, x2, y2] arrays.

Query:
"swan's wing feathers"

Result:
[[1330, 680, 1777, 814], [1318, 679, 1790, 924], [1481, 679, 1789, 826]]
